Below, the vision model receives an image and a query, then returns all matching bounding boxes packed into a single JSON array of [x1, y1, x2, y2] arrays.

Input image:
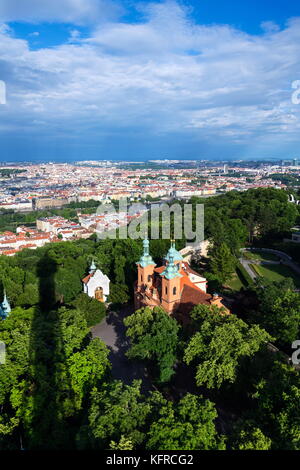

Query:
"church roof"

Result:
[[137, 238, 156, 268], [161, 255, 182, 280], [82, 268, 110, 284], [165, 241, 183, 262], [180, 284, 212, 310], [82, 272, 94, 284]]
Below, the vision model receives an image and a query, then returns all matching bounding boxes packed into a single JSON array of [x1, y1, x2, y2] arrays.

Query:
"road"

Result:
[[91, 306, 154, 393]]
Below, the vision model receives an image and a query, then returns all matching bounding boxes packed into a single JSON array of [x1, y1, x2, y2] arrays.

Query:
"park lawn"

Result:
[[243, 251, 279, 262], [250, 263, 300, 287], [226, 271, 244, 291]]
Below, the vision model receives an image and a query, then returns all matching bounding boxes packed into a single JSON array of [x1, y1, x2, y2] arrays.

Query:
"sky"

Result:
[[0, 0, 300, 162]]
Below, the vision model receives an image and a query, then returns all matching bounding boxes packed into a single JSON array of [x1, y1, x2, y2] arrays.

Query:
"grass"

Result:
[[249, 263, 300, 287], [243, 250, 279, 262], [226, 271, 245, 291]]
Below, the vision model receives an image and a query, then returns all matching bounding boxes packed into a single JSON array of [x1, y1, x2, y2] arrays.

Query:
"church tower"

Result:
[[164, 240, 183, 269], [161, 253, 182, 314], [0, 291, 11, 320], [135, 237, 156, 309]]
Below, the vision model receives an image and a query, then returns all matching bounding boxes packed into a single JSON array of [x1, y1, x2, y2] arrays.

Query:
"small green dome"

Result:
[[137, 237, 156, 268], [165, 241, 183, 263], [89, 260, 97, 273], [161, 254, 182, 280]]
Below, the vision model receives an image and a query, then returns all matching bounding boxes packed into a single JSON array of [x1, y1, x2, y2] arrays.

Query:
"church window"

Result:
[[165, 286, 168, 295], [173, 286, 176, 295], [148, 274, 151, 282]]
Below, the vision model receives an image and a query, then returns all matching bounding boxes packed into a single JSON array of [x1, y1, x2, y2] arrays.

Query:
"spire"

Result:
[[143, 237, 150, 257], [89, 259, 97, 274], [162, 253, 182, 280], [0, 290, 11, 319], [165, 239, 183, 263], [137, 236, 156, 268]]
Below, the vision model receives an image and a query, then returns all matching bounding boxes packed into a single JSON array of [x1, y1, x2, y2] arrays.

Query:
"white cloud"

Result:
[[260, 21, 280, 33], [0, 1, 299, 158], [0, 0, 121, 24]]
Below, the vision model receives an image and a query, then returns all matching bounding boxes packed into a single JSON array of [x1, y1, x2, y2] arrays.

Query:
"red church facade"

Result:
[[134, 239, 229, 319]]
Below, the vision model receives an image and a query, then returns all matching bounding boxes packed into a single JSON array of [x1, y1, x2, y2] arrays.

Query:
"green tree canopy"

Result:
[[210, 242, 236, 285], [146, 394, 225, 450], [124, 306, 180, 382], [184, 305, 271, 389]]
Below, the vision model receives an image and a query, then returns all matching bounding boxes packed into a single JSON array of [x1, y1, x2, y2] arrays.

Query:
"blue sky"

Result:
[[0, 0, 300, 162]]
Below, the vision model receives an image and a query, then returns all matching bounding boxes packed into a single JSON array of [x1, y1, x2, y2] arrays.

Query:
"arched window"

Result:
[[165, 286, 168, 295], [148, 274, 151, 282], [173, 286, 176, 295]]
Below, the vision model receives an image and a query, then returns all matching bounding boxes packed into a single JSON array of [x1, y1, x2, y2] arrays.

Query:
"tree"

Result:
[[68, 339, 110, 409], [108, 283, 130, 306], [252, 282, 300, 348], [252, 361, 300, 450], [83, 380, 152, 449], [146, 394, 225, 450], [210, 242, 236, 285], [110, 435, 134, 450], [184, 305, 271, 389], [0, 306, 34, 449], [54, 268, 82, 304], [124, 307, 180, 382], [72, 293, 106, 327], [229, 420, 272, 450]]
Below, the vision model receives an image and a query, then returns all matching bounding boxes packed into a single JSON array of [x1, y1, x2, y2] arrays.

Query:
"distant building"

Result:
[[82, 261, 110, 302], [32, 197, 68, 210], [0, 291, 11, 319], [134, 239, 229, 321]]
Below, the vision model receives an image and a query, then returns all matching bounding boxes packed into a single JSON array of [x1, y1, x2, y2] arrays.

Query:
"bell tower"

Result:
[[135, 237, 156, 309], [161, 254, 182, 314]]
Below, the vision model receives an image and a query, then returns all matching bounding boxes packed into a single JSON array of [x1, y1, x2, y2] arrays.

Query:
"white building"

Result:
[[82, 261, 110, 302]]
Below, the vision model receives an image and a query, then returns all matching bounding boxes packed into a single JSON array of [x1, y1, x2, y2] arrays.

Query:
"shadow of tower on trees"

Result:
[[27, 251, 75, 449]]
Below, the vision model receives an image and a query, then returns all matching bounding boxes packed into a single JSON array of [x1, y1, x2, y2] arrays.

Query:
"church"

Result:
[[134, 238, 228, 319], [0, 291, 11, 320], [82, 260, 110, 302]]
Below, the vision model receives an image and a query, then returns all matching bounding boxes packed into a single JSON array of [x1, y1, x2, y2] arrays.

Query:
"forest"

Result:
[[0, 187, 299, 450]]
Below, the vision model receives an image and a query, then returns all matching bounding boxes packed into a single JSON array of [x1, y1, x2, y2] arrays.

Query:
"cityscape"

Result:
[[0, 0, 300, 460]]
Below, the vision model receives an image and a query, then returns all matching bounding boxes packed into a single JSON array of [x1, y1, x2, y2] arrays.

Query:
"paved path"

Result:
[[91, 307, 154, 393], [240, 248, 300, 281], [239, 257, 257, 281]]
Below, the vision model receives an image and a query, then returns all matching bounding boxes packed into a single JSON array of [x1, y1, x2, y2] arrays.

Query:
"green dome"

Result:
[[162, 254, 182, 280], [165, 241, 183, 263], [137, 237, 156, 268], [89, 260, 97, 273]]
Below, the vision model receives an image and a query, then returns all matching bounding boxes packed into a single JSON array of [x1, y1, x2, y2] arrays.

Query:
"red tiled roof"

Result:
[[180, 284, 212, 309], [82, 272, 94, 284], [154, 266, 165, 274]]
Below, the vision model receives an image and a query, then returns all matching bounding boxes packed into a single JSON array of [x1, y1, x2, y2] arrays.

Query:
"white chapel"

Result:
[[82, 260, 110, 302]]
